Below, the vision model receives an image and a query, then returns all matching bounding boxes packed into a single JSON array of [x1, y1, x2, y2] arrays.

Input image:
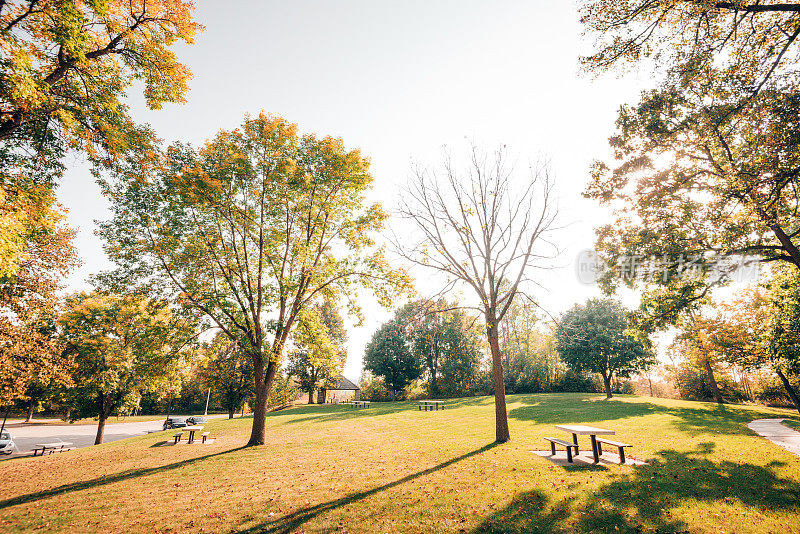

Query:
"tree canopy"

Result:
[[59, 291, 195, 443], [99, 113, 410, 445], [555, 299, 655, 398]]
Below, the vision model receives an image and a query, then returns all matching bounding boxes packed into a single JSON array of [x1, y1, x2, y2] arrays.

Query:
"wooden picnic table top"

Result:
[[419, 400, 444, 403], [554, 425, 614, 436], [35, 442, 73, 448], [182, 425, 204, 431]]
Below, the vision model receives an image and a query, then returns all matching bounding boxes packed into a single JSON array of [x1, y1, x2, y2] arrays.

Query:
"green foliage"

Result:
[[556, 299, 655, 397], [766, 267, 800, 376], [59, 290, 196, 440], [363, 320, 421, 396], [98, 112, 410, 444], [198, 333, 254, 417], [286, 301, 347, 402], [358, 373, 396, 402], [669, 363, 747, 404]]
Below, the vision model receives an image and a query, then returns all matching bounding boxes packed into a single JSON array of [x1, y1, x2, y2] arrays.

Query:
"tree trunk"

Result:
[[775, 367, 800, 415], [704, 360, 724, 404], [95, 413, 108, 445], [247, 357, 278, 446], [25, 404, 34, 422], [228, 406, 235, 419], [307, 387, 315, 404], [648, 376, 654, 397], [487, 311, 510, 443], [602, 372, 613, 399]]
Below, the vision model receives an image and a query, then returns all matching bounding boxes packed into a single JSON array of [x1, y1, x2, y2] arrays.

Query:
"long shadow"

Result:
[[0, 446, 247, 510], [472, 491, 571, 534], [578, 442, 800, 533], [235, 443, 499, 534], [278, 402, 413, 425]]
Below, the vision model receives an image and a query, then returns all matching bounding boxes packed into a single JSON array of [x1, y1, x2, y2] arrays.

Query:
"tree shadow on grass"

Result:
[[0, 446, 247, 510], [278, 402, 412, 425], [578, 442, 800, 533], [472, 490, 571, 534], [508, 395, 789, 436], [234, 443, 499, 534]]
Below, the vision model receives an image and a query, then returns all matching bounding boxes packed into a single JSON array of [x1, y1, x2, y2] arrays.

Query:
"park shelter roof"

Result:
[[324, 376, 359, 390]]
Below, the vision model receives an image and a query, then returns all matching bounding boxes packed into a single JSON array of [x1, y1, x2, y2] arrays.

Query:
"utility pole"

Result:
[[204, 388, 211, 416]]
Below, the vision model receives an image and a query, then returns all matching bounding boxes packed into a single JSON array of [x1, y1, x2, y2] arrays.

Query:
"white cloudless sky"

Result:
[[57, 0, 652, 380]]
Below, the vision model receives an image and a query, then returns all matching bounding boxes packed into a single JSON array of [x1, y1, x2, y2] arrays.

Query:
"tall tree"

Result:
[[0, 213, 78, 407], [59, 291, 195, 444], [286, 302, 346, 404], [0, 1, 201, 277], [363, 320, 421, 396], [98, 113, 409, 446], [397, 144, 557, 443], [199, 333, 254, 419], [555, 299, 655, 399]]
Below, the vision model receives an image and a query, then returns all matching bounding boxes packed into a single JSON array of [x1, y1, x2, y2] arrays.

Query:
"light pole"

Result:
[[204, 388, 211, 416]]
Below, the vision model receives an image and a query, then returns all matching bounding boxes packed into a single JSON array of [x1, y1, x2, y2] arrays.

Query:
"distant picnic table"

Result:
[[32, 442, 73, 456], [418, 400, 445, 411], [346, 400, 371, 408]]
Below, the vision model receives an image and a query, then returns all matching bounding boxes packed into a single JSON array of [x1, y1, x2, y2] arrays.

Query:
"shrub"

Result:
[[360, 375, 397, 401]]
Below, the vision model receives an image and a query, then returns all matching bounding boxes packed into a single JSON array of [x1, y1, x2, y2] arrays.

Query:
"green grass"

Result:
[[782, 418, 800, 432], [1, 393, 799, 533]]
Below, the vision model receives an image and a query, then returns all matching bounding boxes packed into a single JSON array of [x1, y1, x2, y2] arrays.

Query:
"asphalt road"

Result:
[[1, 414, 228, 457]]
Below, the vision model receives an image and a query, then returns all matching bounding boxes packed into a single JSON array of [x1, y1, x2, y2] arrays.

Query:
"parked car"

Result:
[[163, 417, 187, 430], [0, 430, 15, 455], [186, 416, 207, 426]]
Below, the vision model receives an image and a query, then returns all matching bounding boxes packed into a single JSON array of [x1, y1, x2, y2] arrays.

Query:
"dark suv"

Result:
[[163, 417, 187, 430]]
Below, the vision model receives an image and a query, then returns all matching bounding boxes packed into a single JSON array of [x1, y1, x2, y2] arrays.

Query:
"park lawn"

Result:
[[0, 394, 799, 534]]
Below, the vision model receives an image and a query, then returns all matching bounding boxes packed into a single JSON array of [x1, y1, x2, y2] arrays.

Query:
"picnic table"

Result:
[[182, 425, 204, 444], [32, 441, 73, 456], [418, 400, 445, 411], [554, 424, 614, 463], [348, 400, 371, 408]]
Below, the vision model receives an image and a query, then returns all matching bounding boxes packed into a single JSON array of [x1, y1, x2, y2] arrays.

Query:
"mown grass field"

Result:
[[1, 393, 799, 533]]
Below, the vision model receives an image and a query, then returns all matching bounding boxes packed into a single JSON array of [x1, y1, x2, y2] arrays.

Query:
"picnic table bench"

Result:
[[418, 400, 445, 411], [596, 438, 633, 464], [32, 442, 73, 456], [553, 425, 616, 463], [544, 437, 578, 462]]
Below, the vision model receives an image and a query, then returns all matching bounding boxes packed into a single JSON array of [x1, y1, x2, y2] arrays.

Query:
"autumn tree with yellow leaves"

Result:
[[98, 113, 410, 446]]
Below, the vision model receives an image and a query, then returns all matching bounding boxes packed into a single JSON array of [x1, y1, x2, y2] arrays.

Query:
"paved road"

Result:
[[748, 418, 800, 458], [1, 414, 229, 457]]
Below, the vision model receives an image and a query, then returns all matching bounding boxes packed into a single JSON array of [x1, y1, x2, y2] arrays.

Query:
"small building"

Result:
[[318, 376, 361, 403]]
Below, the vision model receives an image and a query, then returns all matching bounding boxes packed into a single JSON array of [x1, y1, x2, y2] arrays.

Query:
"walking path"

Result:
[[748, 419, 800, 458]]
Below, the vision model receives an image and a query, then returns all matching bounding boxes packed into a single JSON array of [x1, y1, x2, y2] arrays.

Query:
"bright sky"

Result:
[[57, 1, 652, 381]]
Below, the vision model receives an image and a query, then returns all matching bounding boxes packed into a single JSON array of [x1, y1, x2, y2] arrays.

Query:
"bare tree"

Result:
[[397, 144, 558, 443]]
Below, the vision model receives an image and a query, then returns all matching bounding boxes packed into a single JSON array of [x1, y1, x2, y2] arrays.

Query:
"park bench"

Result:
[[173, 432, 183, 444], [544, 437, 579, 463], [596, 438, 633, 464], [32, 442, 73, 456], [418, 400, 444, 411], [201, 431, 211, 443]]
